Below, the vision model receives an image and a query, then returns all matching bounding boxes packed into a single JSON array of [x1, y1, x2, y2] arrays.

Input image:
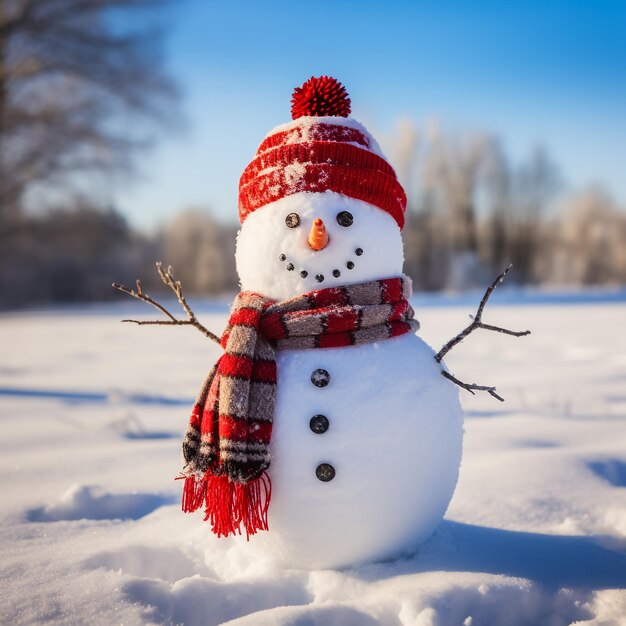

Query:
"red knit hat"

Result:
[[238, 76, 407, 230]]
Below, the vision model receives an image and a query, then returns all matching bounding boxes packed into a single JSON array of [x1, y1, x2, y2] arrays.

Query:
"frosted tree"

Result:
[[550, 187, 626, 284], [163, 209, 238, 295], [392, 121, 496, 289]]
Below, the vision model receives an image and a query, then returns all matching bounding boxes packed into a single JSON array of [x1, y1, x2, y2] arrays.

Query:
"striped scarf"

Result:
[[181, 276, 418, 538]]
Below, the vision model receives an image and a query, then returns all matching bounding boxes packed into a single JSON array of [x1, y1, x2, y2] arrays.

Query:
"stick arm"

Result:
[[112, 262, 221, 345], [434, 264, 531, 401]]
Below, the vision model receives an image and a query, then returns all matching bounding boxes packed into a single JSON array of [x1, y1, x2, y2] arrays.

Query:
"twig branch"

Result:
[[436, 264, 531, 401], [112, 262, 221, 344], [441, 371, 505, 403]]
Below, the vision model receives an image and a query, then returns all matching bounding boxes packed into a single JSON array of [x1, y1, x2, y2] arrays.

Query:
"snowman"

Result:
[[115, 76, 526, 569], [180, 77, 463, 568]]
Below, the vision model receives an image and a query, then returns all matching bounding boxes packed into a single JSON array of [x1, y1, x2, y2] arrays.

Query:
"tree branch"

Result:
[[112, 262, 220, 344], [1, 0, 179, 210], [436, 264, 531, 401]]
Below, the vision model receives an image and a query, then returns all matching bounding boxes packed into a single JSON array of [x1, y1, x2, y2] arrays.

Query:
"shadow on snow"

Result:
[[587, 459, 626, 488], [0, 386, 192, 406], [366, 521, 626, 591]]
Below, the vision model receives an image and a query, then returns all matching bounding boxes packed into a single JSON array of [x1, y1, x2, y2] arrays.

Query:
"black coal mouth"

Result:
[[278, 248, 364, 284]]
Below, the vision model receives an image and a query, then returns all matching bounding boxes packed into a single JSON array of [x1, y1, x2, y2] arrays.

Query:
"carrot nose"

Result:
[[308, 218, 329, 251]]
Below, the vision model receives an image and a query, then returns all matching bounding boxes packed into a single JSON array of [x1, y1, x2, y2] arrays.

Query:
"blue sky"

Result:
[[114, 0, 626, 230]]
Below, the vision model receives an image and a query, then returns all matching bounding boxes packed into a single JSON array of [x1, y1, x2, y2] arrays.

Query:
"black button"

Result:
[[311, 369, 330, 387], [310, 414, 329, 434], [316, 463, 335, 482]]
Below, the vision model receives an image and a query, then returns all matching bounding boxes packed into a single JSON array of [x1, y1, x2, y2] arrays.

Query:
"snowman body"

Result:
[[236, 191, 464, 569]]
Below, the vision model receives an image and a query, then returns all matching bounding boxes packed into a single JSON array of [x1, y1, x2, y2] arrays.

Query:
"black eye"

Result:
[[285, 213, 300, 228], [336, 211, 353, 227]]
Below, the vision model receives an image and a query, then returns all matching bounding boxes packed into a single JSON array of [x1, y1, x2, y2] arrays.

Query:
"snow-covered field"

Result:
[[2, 296, 626, 625]]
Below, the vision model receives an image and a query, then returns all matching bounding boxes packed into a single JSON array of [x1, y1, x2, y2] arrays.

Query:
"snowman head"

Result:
[[235, 77, 407, 301], [237, 192, 404, 300]]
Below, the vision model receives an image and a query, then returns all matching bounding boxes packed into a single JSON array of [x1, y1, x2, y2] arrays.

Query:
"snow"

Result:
[[261, 115, 387, 159], [2, 299, 626, 624], [236, 192, 404, 300], [27, 484, 174, 522], [282, 162, 308, 188]]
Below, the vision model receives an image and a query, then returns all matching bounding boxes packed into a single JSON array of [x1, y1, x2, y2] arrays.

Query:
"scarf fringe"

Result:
[[181, 472, 272, 539]]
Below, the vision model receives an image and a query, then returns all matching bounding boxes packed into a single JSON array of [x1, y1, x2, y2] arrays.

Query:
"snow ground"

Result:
[[1, 297, 626, 625]]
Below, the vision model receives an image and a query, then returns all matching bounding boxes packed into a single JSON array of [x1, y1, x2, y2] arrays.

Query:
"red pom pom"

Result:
[[291, 76, 351, 120]]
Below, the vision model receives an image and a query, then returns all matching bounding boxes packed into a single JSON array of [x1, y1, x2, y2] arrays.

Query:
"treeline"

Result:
[[393, 121, 626, 290], [2, 124, 626, 309], [2, 3, 624, 310], [0, 0, 181, 310], [1, 171, 625, 310], [0, 207, 238, 310]]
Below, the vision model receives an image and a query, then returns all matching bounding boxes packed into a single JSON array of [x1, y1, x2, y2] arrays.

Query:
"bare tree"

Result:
[[387, 121, 568, 291], [548, 187, 626, 284], [508, 146, 560, 283], [392, 122, 497, 290], [480, 138, 511, 272], [422, 131, 490, 255], [162, 209, 239, 295], [0, 200, 165, 308], [391, 119, 444, 290], [0, 0, 179, 222]]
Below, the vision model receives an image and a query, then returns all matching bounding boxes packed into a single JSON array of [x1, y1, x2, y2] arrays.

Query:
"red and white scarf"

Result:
[[181, 276, 418, 537]]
